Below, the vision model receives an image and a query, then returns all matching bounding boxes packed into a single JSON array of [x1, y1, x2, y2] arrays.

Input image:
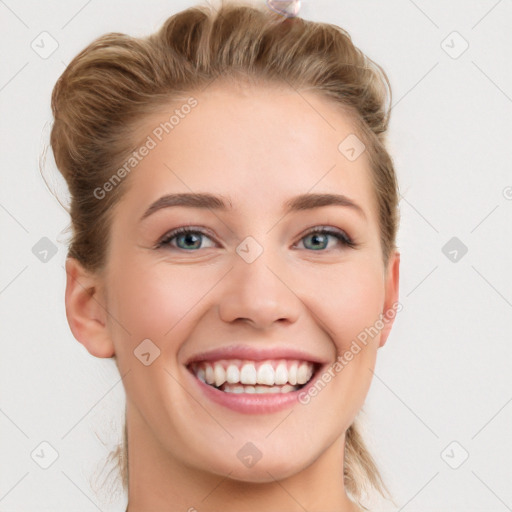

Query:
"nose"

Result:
[[218, 248, 300, 330]]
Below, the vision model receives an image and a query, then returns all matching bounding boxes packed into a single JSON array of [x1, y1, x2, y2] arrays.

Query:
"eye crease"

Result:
[[155, 225, 358, 252]]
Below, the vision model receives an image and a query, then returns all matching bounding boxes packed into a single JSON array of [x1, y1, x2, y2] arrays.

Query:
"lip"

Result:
[[184, 344, 329, 366], [185, 360, 327, 414]]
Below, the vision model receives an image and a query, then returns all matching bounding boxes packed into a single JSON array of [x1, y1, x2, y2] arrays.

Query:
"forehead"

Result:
[[120, 80, 377, 222]]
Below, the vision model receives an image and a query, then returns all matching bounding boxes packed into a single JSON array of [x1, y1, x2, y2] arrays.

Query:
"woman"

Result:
[[51, 1, 401, 510]]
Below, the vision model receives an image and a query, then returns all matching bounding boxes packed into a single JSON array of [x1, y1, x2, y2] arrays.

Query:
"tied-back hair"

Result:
[[48, 1, 399, 507]]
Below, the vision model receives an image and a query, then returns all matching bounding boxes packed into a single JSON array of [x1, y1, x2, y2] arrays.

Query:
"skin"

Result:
[[65, 79, 400, 512]]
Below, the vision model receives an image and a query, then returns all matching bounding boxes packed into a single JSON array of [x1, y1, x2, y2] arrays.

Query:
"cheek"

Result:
[[106, 260, 221, 346], [300, 259, 385, 350]]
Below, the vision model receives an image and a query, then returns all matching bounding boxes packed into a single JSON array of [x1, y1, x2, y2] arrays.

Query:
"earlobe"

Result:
[[378, 250, 400, 348], [64, 257, 115, 358]]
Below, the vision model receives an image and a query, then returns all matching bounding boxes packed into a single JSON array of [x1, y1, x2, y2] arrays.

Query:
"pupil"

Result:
[[181, 233, 200, 249], [309, 234, 327, 250]]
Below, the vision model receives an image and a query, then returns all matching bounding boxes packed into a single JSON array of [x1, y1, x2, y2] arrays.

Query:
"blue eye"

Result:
[[298, 227, 356, 251], [157, 227, 216, 250], [156, 226, 357, 251]]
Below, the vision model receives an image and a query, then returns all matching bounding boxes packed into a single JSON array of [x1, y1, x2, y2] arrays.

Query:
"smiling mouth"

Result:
[[188, 359, 318, 394]]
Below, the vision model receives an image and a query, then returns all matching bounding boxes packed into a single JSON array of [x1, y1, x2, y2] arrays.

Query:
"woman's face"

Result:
[[70, 80, 399, 483]]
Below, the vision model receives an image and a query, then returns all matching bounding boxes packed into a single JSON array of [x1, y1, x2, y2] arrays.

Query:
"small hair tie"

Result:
[[266, 0, 301, 18]]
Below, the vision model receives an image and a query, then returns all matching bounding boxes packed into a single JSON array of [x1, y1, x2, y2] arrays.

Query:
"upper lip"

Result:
[[184, 344, 329, 366]]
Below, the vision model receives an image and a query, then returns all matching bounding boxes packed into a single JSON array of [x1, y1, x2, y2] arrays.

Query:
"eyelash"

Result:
[[155, 225, 358, 251]]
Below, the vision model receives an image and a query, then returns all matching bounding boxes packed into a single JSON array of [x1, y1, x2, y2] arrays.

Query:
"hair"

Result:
[[47, 0, 400, 508]]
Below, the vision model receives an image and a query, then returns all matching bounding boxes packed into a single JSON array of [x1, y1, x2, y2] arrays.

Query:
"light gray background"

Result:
[[1, 0, 511, 510]]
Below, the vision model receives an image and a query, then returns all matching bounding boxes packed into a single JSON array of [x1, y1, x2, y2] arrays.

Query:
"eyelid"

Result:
[[294, 225, 356, 248], [297, 224, 348, 238], [156, 224, 357, 250], [156, 225, 218, 249]]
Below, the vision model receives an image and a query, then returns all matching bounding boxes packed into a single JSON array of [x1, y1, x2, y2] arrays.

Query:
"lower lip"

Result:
[[186, 365, 324, 414]]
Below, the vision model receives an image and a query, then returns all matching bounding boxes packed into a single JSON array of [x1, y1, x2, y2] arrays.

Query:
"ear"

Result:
[[64, 257, 115, 358], [378, 250, 400, 348]]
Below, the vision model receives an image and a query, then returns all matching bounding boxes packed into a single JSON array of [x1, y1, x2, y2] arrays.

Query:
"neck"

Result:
[[125, 403, 360, 512]]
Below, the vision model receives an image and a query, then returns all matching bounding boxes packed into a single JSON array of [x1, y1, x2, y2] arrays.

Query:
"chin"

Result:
[[190, 441, 319, 484]]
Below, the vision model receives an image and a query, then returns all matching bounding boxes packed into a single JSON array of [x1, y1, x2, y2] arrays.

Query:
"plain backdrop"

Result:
[[1, 0, 511, 510]]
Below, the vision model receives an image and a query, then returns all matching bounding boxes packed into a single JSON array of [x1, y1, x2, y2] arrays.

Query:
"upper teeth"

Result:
[[191, 360, 315, 387]]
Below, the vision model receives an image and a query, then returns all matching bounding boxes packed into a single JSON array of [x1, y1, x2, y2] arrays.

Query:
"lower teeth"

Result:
[[216, 383, 300, 394]]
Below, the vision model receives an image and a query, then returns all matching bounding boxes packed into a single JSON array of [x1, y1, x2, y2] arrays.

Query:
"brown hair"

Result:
[[47, 0, 399, 508]]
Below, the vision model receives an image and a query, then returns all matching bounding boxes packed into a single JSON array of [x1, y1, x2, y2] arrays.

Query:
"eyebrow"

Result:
[[140, 192, 366, 221]]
